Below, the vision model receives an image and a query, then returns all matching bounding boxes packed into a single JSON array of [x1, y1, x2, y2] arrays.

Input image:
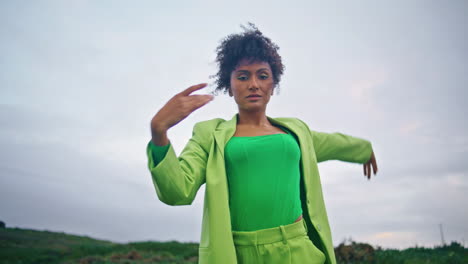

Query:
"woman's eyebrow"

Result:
[[256, 68, 270, 73], [235, 68, 270, 74], [235, 70, 250, 74]]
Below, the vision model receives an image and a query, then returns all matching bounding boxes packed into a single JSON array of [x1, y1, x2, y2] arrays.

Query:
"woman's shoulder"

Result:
[[272, 117, 312, 131], [193, 118, 227, 132], [190, 118, 228, 143], [274, 116, 305, 123], [182, 118, 227, 152]]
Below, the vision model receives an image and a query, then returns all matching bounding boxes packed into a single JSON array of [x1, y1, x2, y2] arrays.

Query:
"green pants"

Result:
[[232, 219, 326, 264]]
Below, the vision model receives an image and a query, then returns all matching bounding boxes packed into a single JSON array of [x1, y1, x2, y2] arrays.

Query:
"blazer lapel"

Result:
[[213, 114, 237, 156]]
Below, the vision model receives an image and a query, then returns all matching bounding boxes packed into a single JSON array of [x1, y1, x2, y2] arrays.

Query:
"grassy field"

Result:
[[0, 225, 466, 264]]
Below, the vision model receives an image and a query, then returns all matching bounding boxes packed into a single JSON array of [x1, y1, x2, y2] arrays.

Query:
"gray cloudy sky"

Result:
[[1, 0, 467, 249]]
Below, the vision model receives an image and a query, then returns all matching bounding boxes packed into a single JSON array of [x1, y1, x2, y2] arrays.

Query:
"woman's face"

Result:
[[229, 59, 274, 112]]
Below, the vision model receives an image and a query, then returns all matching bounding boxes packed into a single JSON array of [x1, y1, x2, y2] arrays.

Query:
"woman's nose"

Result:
[[248, 77, 259, 90]]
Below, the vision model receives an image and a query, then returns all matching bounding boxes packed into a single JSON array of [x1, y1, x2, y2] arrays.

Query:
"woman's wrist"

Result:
[[150, 117, 170, 146], [151, 131, 169, 146]]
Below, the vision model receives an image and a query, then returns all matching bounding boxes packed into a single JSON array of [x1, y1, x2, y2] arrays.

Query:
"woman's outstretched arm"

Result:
[[310, 130, 378, 179]]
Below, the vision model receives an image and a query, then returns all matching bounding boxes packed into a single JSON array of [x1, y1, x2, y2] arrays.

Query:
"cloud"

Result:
[[348, 66, 389, 111], [364, 231, 419, 248], [0, 119, 205, 243], [398, 120, 424, 135]]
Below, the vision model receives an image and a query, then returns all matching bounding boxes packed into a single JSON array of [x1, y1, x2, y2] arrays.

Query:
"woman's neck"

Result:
[[237, 109, 270, 126]]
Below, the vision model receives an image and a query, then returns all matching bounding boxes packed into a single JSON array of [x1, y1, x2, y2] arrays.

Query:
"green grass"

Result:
[[372, 243, 468, 264], [1, 226, 466, 264], [0, 227, 197, 264]]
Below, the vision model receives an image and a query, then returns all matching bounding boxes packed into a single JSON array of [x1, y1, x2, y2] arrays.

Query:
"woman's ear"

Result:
[[228, 88, 233, 97]]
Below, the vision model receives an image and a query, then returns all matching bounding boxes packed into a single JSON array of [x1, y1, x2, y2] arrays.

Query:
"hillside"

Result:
[[0, 226, 198, 264]]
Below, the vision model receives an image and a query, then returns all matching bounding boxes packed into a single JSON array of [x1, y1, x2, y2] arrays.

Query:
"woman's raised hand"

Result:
[[150, 83, 214, 145]]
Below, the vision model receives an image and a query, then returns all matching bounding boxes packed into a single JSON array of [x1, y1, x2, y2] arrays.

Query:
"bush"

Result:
[[335, 239, 375, 264]]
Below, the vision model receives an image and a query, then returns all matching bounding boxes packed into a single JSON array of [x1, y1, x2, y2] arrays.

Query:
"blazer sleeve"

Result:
[[147, 141, 170, 164], [146, 123, 208, 206], [310, 130, 373, 164]]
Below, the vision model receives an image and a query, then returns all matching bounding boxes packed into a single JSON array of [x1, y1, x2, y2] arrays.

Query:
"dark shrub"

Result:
[[335, 239, 375, 264]]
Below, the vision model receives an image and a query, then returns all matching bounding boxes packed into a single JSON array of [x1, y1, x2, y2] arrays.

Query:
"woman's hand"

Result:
[[363, 151, 378, 180], [150, 83, 213, 145]]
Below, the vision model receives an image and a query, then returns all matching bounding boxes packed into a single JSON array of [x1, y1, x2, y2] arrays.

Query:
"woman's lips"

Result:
[[246, 96, 261, 101]]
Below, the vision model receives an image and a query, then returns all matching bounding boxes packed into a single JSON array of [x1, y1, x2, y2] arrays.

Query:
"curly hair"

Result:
[[212, 23, 285, 94]]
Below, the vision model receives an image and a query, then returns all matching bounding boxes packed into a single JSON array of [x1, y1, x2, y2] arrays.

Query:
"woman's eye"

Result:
[[259, 74, 269, 80], [237, 75, 248, 81]]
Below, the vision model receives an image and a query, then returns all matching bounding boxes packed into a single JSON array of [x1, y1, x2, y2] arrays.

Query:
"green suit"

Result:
[[146, 114, 373, 264]]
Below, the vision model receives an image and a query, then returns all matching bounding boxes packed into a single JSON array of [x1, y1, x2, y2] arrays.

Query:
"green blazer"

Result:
[[146, 114, 373, 264]]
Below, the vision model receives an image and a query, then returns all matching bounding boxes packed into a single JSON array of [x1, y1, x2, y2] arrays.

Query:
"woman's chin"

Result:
[[239, 104, 267, 113]]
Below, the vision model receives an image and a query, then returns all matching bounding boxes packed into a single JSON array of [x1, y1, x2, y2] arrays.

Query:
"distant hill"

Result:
[[0, 226, 198, 264], [0, 225, 467, 264]]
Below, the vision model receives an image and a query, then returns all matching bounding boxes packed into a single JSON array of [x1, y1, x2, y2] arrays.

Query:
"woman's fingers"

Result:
[[363, 152, 378, 180], [367, 163, 371, 180], [152, 83, 213, 132], [180, 83, 208, 96], [188, 94, 214, 112], [363, 162, 371, 180], [372, 154, 378, 175]]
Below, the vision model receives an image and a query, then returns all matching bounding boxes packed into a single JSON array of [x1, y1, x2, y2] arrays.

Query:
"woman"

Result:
[[146, 24, 378, 264]]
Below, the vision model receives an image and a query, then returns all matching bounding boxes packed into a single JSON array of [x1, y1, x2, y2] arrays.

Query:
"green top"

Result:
[[147, 126, 303, 232], [225, 127, 303, 231]]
